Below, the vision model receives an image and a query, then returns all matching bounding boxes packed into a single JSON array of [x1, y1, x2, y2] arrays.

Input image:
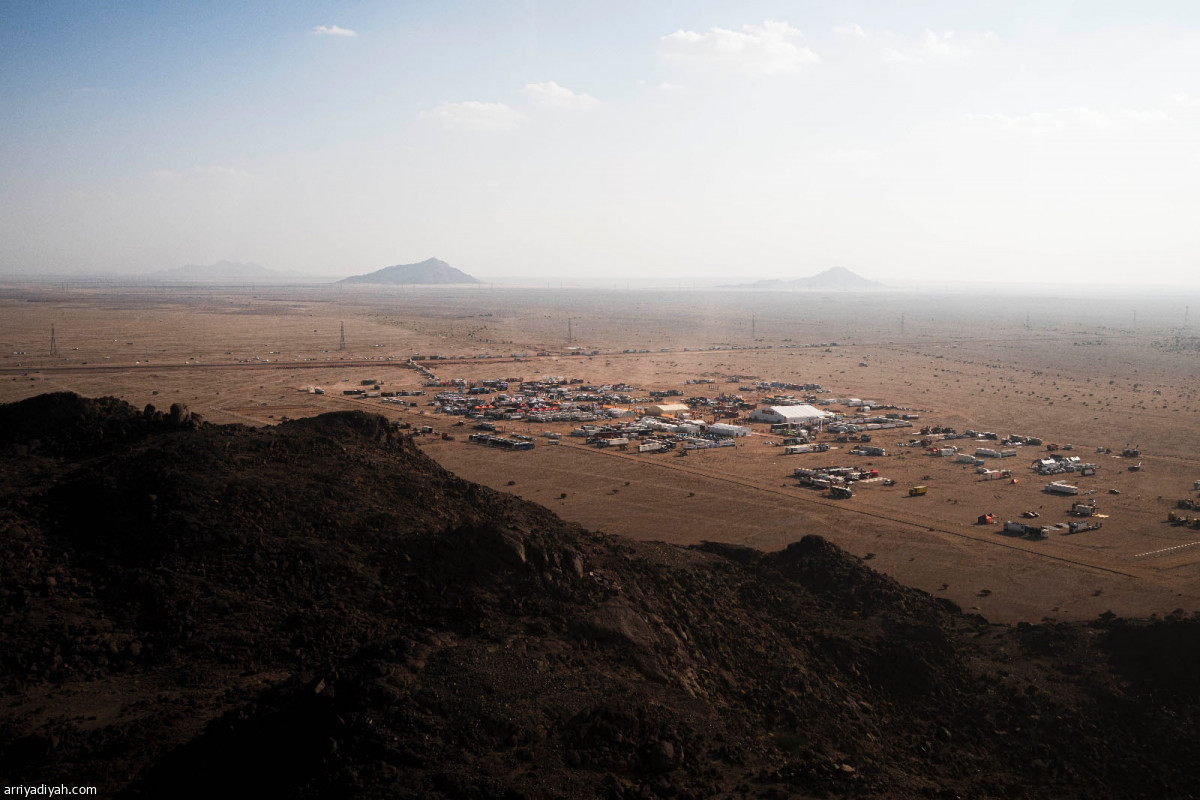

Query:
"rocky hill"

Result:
[[337, 258, 481, 285], [723, 267, 885, 291], [1, 393, 1199, 798]]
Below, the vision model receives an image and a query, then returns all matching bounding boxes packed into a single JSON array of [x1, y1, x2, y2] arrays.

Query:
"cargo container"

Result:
[[784, 444, 813, 454], [1045, 481, 1080, 495], [909, 485, 928, 496]]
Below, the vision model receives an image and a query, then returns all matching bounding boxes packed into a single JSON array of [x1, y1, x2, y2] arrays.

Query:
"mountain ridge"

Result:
[[337, 257, 481, 285], [722, 266, 886, 290]]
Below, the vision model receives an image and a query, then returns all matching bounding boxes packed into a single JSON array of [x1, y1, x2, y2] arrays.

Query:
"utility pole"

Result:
[[49, 324, 57, 356], [567, 317, 574, 344], [900, 313, 905, 335], [751, 314, 756, 341], [338, 322, 346, 351], [1026, 313, 1031, 332]]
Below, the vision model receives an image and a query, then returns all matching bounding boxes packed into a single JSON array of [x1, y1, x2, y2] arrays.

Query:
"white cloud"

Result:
[[919, 29, 961, 58], [660, 21, 819, 76], [521, 81, 599, 110], [312, 25, 357, 38], [885, 30, 970, 62], [420, 101, 526, 132], [1171, 92, 1200, 108], [841, 26, 990, 63]]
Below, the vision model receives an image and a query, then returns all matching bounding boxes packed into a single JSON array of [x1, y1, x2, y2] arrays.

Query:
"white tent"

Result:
[[708, 423, 751, 437], [748, 405, 831, 424]]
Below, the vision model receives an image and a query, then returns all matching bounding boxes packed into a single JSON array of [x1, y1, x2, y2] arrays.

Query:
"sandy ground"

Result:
[[3, 282, 1199, 623]]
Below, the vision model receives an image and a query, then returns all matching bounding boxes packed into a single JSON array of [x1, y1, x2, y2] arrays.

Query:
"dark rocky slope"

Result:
[[1, 393, 1198, 798]]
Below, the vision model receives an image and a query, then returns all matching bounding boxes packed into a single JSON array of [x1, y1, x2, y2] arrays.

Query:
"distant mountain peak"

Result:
[[721, 266, 885, 291], [337, 258, 481, 285], [148, 261, 285, 281]]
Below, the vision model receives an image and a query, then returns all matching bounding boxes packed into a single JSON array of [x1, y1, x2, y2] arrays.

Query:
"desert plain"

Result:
[[3, 281, 1199, 624]]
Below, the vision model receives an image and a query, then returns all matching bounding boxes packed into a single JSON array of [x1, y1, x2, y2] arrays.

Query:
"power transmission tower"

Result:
[[338, 322, 346, 351], [900, 313, 905, 335], [49, 324, 58, 356], [751, 314, 756, 340], [567, 317, 574, 344]]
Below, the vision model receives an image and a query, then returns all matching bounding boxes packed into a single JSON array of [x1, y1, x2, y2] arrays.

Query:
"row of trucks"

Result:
[[783, 443, 831, 455], [794, 466, 877, 491], [1004, 519, 1102, 539], [1167, 511, 1200, 529], [1032, 456, 1098, 476]]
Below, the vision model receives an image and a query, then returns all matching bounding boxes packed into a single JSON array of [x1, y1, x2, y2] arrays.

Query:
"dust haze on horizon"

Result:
[[3, 1, 1199, 288]]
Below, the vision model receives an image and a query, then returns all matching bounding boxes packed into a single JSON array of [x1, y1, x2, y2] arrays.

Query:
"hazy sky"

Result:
[[2, 1, 1199, 285]]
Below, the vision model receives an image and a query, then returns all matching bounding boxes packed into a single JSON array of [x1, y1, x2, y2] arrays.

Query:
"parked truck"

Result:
[[1004, 520, 1050, 539]]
